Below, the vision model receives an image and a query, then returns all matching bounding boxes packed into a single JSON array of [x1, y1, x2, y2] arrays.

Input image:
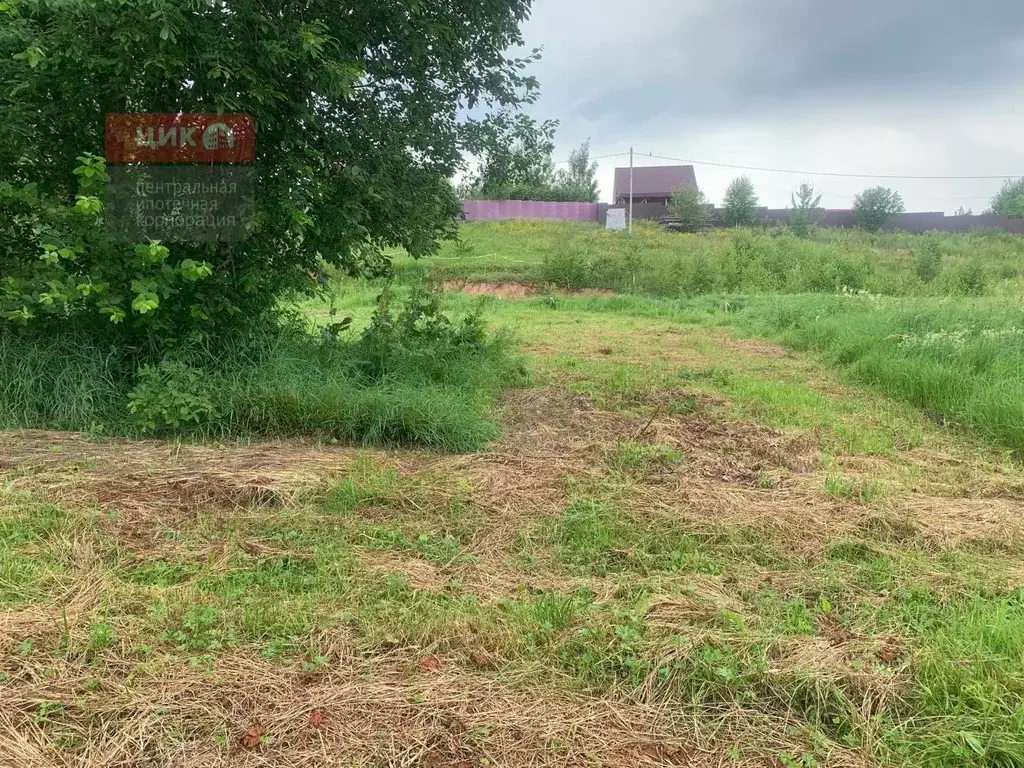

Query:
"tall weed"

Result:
[[0, 286, 525, 451]]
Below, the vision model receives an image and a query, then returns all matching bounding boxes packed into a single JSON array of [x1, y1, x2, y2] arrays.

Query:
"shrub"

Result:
[[0, 286, 526, 451], [127, 361, 218, 433], [356, 285, 489, 382], [542, 246, 593, 291], [853, 187, 905, 232], [721, 176, 759, 227], [668, 186, 711, 232], [788, 182, 822, 238], [915, 238, 944, 283], [956, 263, 988, 296], [681, 252, 718, 297]]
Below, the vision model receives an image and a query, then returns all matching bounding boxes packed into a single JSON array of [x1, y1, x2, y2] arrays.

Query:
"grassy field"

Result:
[[393, 221, 1024, 455], [398, 219, 1024, 298], [3, 223, 1024, 767]]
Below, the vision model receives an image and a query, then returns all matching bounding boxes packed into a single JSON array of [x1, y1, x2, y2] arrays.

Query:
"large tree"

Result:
[[0, 0, 537, 347], [853, 186, 905, 232], [459, 112, 560, 200], [459, 120, 599, 203], [721, 176, 759, 227], [554, 139, 599, 203]]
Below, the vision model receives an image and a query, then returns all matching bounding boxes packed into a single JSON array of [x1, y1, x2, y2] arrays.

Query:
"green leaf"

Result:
[[714, 666, 737, 681], [180, 259, 213, 281], [16, 46, 45, 68], [74, 195, 102, 214], [960, 732, 985, 756], [131, 293, 160, 314], [99, 305, 126, 324]]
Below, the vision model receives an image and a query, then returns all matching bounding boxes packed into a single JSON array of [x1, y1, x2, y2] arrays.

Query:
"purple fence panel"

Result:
[[461, 200, 599, 222]]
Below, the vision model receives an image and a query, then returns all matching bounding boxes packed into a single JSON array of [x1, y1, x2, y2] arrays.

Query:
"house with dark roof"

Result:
[[612, 165, 698, 206]]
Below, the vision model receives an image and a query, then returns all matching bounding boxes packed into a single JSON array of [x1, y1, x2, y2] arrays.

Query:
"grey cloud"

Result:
[[522, 0, 1024, 142]]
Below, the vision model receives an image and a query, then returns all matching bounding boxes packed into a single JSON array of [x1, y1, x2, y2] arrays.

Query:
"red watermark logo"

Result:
[[105, 113, 255, 163]]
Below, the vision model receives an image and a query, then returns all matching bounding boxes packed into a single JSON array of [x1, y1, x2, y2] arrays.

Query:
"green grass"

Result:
[[0, 290, 526, 452], [393, 219, 1024, 299], [442, 283, 1024, 456], [5, 220, 1024, 765], [0, 491, 71, 607], [19, 471, 1012, 767], [387, 219, 1024, 454], [729, 293, 1024, 454]]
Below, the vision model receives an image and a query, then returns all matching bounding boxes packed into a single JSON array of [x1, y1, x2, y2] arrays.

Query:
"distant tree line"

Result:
[[990, 178, 1024, 218], [668, 175, 1022, 235], [458, 113, 599, 203], [458, 116, 1024, 228]]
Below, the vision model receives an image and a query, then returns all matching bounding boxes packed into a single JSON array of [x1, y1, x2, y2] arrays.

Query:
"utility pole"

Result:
[[628, 146, 634, 234]]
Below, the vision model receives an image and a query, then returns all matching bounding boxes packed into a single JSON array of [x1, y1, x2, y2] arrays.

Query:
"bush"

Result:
[[355, 285, 490, 382], [418, 220, 1024, 301], [956, 263, 988, 296], [542, 246, 593, 291], [668, 186, 711, 232], [0, 286, 526, 451], [681, 252, 718, 297], [853, 187, 905, 232], [915, 238, 944, 283], [788, 182, 822, 238], [127, 361, 218, 433]]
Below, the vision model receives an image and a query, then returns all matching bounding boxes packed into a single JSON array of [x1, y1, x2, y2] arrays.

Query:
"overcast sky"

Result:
[[518, 0, 1024, 212]]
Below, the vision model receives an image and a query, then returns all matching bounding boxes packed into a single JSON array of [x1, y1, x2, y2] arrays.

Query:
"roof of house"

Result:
[[613, 165, 698, 199]]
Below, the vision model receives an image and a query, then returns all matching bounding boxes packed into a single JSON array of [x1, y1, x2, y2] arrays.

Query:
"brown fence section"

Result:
[[758, 209, 1024, 233], [624, 204, 1024, 234]]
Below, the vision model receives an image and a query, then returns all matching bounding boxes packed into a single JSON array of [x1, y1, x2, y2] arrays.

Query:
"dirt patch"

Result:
[[722, 336, 790, 358], [446, 280, 533, 299], [357, 550, 450, 591], [2, 387, 1021, 559], [444, 280, 613, 300], [0, 432, 354, 510], [491, 388, 820, 486], [652, 417, 822, 481], [0, 431, 374, 555]]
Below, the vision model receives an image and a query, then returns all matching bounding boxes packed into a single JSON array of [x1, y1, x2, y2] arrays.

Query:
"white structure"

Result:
[[605, 207, 627, 230]]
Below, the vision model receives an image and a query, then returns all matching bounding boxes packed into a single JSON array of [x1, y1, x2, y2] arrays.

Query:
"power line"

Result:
[[551, 152, 631, 165], [638, 151, 1022, 181]]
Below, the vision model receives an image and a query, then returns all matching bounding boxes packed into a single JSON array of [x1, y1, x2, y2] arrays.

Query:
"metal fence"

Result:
[[461, 200, 1024, 234], [461, 200, 599, 222]]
